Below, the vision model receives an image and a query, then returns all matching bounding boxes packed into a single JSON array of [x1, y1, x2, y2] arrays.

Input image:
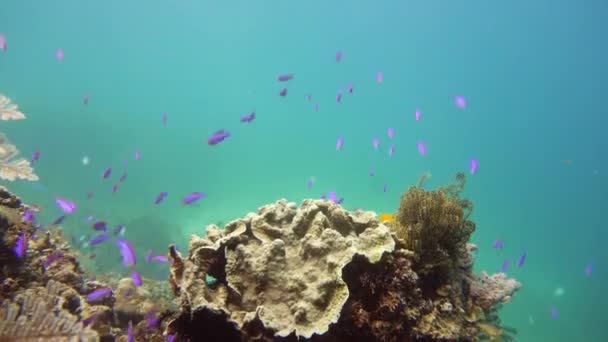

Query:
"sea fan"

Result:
[[0, 94, 26, 121]]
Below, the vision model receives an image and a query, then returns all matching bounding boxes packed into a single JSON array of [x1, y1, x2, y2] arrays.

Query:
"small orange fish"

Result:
[[379, 213, 394, 222]]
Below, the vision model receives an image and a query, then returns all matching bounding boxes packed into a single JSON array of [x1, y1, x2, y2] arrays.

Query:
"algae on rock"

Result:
[[169, 199, 395, 339]]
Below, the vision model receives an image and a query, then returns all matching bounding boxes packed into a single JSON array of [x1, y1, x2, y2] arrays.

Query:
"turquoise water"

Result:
[[1, 0, 607, 340]]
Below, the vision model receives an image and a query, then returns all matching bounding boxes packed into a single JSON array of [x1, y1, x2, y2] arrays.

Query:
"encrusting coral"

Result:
[[168, 199, 395, 339], [0, 94, 38, 181]]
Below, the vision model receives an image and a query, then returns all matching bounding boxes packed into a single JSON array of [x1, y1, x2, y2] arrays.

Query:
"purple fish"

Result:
[[52, 215, 66, 225], [83, 95, 89, 105], [499, 259, 509, 272], [86, 287, 112, 303], [146, 249, 153, 262], [369, 167, 374, 176], [241, 110, 256, 123], [388, 145, 394, 157], [113, 224, 126, 236], [277, 74, 294, 82], [128, 321, 134, 342], [183, 192, 205, 204], [89, 234, 110, 245], [111, 183, 119, 193], [102, 167, 112, 179], [376, 72, 384, 83], [152, 255, 168, 263], [585, 263, 593, 276], [415, 109, 421, 121], [93, 221, 107, 231], [455, 95, 467, 108], [336, 136, 344, 151], [279, 87, 288, 97], [320, 193, 326, 200], [307, 177, 314, 190], [55, 197, 77, 214], [23, 209, 35, 223], [306, 94, 311, 102], [551, 307, 558, 320], [135, 151, 141, 160], [13, 232, 27, 258], [336, 90, 343, 103], [31, 150, 40, 163], [162, 112, 167, 125], [387, 128, 394, 139], [167, 335, 176, 342], [347, 83, 353, 93], [314, 103, 318, 112], [470, 159, 479, 174], [82, 313, 100, 327], [116, 239, 136, 267], [119, 173, 127, 182], [372, 137, 379, 150], [0, 33, 6, 52], [517, 252, 527, 267], [383, 184, 387, 193], [43, 252, 63, 268], [417, 141, 427, 156], [154, 192, 168, 204], [56, 48, 64, 62], [132, 271, 143, 286], [207, 129, 231, 145], [492, 240, 504, 249], [335, 50, 342, 62]]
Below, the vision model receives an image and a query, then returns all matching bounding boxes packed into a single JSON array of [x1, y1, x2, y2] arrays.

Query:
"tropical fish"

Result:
[[87, 191, 94, 199], [383, 184, 387, 192], [162, 112, 167, 125], [550, 307, 558, 320], [132, 272, 143, 286], [102, 167, 112, 179], [455, 95, 467, 108], [241, 110, 256, 123], [492, 240, 504, 249], [517, 252, 527, 267], [207, 130, 231, 145], [499, 259, 509, 272], [372, 137, 379, 150], [279, 87, 288, 96], [417, 141, 427, 156], [314, 103, 318, 112], [379, 213, 394, 222], [114, 224, 126, 236], [335, 50, 342, 62], [336, 90, 343, 103], [128, 321, 134, 342], [369, 167, 374, 176], [120, 173, 127, 182], [83, 95, 89, 105], [52, 215, 66, 225], [151, 255, 168, 263], [0, 33, 6, 52], [111, 183, 119, 193], [116, 239, 136, 267], [388, 144, 394, 157], [154, 192, 168, 204], [93, 221, 107, 231], [470, 159, 479, 174], [43, 252, 63, 268], [415, 109, 421, 121], [135, 151, 141, 160], [55, 197, 77, 214], [13, 232, 27, 258], [86, 287, 112, 303], [31, 150, 40, 163], [183, 192, 205, 204], [307, 177, 314, 190], [347, 83, 353, 93], [306, 94, 311, 102], [387, 127, 394, 139], [145, 250, 153, 262], [336, 136, 344, 151], [376, 72, 384, 83], [89, 234, 110, 245], [585, 263, 593, 276], [56, 48, 64, 61], [23, 209, 35, 223], [277, 74, 294, 82]]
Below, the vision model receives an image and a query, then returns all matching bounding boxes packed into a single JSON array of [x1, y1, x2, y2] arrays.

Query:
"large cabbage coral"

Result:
[[393, 172, 475, 274]]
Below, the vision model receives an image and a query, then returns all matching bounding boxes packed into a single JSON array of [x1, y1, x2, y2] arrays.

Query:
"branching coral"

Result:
[[0, 95, 38, 181]]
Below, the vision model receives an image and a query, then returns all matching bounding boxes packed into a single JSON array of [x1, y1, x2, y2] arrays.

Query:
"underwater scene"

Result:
[[1, 0, 607, 341]]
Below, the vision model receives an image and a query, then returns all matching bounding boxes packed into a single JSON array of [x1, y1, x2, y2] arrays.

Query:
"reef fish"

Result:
[[387, 127, 394, 139], [550, 307, 558, 320], [207, 129, 231, 145], [499, 259, 509, 272], [336, 90, 343, 103], [83, 95, 89, 105], [279, 87, 288, 97], [23, 209, 35, 223], [415, 109, 421, 121], [241, 110, 256, 123], [455, 95, 467, 108], [314, 103, 318, 112], [154, 192, 168, 204], [151, 255, 168, 263], [89, 234, 110, 245], [128, 321, 134, 342], [183, 192, 205, 204], [492, 240, 504, 249], [116, 239, 136, 267], [376, 72, 384, 83], [417, 141, 427, 156], [0, 33, 6, 52], [135, 151, 141, 160], [388, 144, 394, 157], [517, 252, 527, 267], [347, 83, 353, 93], [56, 48, 64, 62], [13, 232, 27, 258], [307, 177, 314, 190], [470, 159, 479, 174], [111, 183, 119, 193], [55, 197, 77, 214], [93, 221, 107, 231], [43, 252, 64, 268], [120, 173, 127, 182], [335, 50, 342, 62], [31, 150, 40, 163], [277, 74, 294, 82], [52, 215, 66, 225], [372, 137, 379, 150], [102, 167, 112, 179], [113, 224, 126, 236], [379, 213, 394, 222], [383, 184, 387, 192], [145, 250, 153, 262], [162, 112, 167, 125], [86, 287, 112, 303], [336, 136, 344, 151], [132, 271, 143, 286], [585, 263, 593, 276]]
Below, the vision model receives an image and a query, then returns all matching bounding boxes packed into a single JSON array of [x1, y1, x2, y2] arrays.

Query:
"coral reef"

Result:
[[168, 173, 521, 341], [168, 199, 395, 339], [0, 94, 38, 181]]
